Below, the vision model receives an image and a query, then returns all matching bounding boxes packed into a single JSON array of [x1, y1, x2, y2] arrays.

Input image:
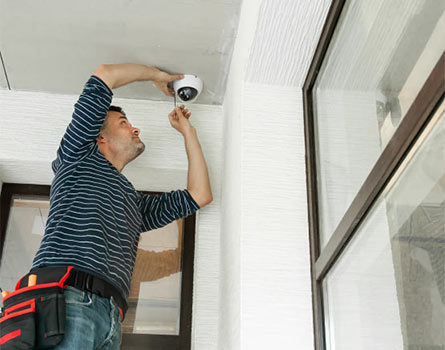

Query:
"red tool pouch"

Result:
[[0, 266, 73, 349]]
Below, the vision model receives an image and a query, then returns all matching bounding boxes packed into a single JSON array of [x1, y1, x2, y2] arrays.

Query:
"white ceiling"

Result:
[[0, 0, 241, 105]]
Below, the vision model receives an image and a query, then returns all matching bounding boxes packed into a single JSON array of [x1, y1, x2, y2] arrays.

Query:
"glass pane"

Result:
[[122, 219, 184, 335], [323, 102, 444, 349], [314, 0, 445, 247], [0, 196, 49, 299]]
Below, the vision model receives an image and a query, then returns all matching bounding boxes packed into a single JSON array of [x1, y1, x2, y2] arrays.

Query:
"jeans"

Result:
[[53, 286, 122, 350]]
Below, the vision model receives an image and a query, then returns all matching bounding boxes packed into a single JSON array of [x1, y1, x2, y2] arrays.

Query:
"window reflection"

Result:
[[323, 104, 444, 349], [313, 0, 445, 247], [123, 219, 184, 335], [0, 196, 49, 299]]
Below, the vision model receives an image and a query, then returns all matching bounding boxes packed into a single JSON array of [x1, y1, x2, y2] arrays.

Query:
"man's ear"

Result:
[[96, 133, 106, 144]]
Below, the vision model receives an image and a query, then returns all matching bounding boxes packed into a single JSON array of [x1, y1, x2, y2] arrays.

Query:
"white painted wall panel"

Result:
[[0, 89, 222, 188], [245, 0, 331, 87], [241, 84, 313, 350], [219, 0, 331, 348], [219, 0, 262, 349]]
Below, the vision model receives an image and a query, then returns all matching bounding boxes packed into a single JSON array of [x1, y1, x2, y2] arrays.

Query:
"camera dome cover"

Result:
[[178, 87, 198, 101], [173, 75, 203, 103]]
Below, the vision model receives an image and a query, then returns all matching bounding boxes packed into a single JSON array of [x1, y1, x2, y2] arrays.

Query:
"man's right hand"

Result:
[[168, 105, 193, 135]]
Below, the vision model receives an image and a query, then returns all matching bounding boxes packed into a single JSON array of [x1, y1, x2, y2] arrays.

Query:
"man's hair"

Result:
[[100, 105, 126, 133], [108, 105, 126, 116]]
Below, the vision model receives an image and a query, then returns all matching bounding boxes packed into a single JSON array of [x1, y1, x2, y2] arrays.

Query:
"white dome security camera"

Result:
[[172, 75, 203, 103]]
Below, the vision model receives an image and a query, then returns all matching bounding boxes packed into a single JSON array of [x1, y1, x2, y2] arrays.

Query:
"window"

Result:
[[303, 0, 444, 348], [0, 184, 197, 350]]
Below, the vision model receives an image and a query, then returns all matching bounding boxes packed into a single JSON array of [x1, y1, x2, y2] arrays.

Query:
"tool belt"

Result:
[[0, 266, 73, 349], [25, 266, 128, 320], [0, 266, 128, 349]]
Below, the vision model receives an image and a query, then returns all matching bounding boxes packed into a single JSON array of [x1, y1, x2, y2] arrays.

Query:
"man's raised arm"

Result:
[[137, 105, 213, 232], [93, 64, 183, 95], [169, 107, 213, 208], [52, 64, 183, 173], [52, 74, 113, 172]]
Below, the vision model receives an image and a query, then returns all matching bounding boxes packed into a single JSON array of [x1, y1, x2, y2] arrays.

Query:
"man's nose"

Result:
[[132, 128, 140, 136]]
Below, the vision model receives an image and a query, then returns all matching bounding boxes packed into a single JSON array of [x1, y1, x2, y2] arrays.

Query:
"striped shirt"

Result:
[[31, 75, 200, 300]]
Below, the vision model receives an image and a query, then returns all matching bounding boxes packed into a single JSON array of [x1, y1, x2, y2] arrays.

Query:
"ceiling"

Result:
[[0, 0, 241, 105]]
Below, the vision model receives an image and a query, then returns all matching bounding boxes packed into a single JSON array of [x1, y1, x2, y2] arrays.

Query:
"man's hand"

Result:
[[153, 70, 184, 97], [168, 105, 193, 135]]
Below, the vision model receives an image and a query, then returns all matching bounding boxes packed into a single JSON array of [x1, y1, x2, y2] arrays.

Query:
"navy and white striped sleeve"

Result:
[[52, 75, 113, 173], [138, 189, 200, 232]]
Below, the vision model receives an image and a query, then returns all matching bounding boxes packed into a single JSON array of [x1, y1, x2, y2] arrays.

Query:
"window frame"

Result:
[[302, 1, 445, 349], [0, 183, 197, 350]]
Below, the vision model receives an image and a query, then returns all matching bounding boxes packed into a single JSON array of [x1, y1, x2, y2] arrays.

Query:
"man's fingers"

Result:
[[177, 105, 191, 118], [169, 74, 184, 82], [169, 106, 191, 120], [175, 107, 184, 117], [161, 85, 174, 96], [154, 80, 172, 96], [154, 78, 177, 96]]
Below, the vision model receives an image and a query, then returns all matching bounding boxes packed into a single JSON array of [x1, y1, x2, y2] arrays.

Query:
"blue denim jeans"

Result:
[[53, 286, 122, 350]]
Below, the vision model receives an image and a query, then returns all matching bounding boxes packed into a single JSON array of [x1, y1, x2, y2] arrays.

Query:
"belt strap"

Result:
[[65, 269, 128, 318], [28, 266, 128, 320]]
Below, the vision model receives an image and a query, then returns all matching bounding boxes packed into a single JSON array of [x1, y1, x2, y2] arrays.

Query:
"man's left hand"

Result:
[[153, 70, 184, 97]]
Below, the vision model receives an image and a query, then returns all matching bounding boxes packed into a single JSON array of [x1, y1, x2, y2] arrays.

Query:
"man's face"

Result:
[[100, 111, 145, 162]]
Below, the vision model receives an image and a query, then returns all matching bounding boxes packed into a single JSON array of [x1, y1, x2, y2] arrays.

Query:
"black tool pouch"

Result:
[[0, 266, 74, 349]]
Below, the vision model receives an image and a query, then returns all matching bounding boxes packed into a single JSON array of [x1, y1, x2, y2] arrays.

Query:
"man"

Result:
[[28, 63, 212, 349]]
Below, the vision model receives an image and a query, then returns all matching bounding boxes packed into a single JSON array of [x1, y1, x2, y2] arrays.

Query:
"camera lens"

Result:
[[178, 87, 198, 101]]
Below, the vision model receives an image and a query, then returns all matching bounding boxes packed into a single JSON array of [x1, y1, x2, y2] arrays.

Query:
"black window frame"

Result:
[[0, 183, 197, 350], [302, 1, 445, 349]]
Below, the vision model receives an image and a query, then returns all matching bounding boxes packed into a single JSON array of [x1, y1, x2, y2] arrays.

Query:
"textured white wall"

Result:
[[0, 88, 222, 189], [219, 0, 331, 349], [219, 0, 261, 349], [0, 86, 223, 349], [245, 0, 332, 87], [241, 84, 313, 349]]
